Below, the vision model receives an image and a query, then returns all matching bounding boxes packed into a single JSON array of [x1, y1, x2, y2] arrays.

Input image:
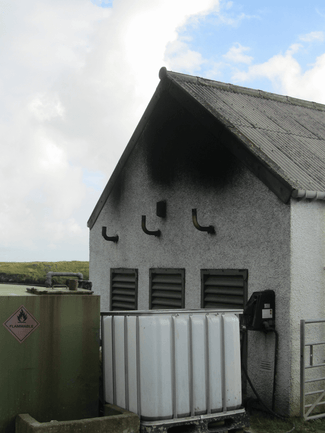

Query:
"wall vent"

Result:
[[110, 269, 138, 310], [149, 268, 185, 309], [201, 269, 248, 309]]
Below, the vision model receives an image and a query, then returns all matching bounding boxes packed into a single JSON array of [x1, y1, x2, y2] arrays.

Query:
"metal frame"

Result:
[[140, 409, 249, 433], [102, 308, 243, 317], [300, 319, 325, 420]]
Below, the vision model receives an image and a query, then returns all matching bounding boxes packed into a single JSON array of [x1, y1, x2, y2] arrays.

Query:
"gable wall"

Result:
[[89, 129, 294, 413]]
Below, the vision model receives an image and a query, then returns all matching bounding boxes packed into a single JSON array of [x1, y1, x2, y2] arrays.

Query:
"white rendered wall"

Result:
[[290, 200, 325, 414], [89, 133, 293, 413]]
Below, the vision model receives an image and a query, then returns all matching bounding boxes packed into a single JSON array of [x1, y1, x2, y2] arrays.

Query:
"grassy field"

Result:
[[0, 261, 89, 285]]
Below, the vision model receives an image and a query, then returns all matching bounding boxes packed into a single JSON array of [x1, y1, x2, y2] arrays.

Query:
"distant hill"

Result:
[[0, 261, 89, 286]]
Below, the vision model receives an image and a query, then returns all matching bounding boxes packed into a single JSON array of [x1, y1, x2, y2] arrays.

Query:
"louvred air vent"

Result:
[[110, 269, 138, 310], [150, 269, 185, 309]]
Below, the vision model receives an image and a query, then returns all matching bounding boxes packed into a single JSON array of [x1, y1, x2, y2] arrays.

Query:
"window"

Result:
[[201, 269, 248, 309], [149, 268, 185, 309], [110, 269, 138, 310]]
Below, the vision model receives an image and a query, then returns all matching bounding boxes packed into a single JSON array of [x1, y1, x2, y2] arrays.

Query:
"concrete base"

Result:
[[16, 404, 140, 433]]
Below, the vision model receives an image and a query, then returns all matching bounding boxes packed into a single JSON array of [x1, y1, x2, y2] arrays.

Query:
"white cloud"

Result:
[[233, 43, 325, 103], [316, 8, 325, 18], [223, 43, 253, 64], [165, 39, 205, 73], [299, 31, 324, 42], [0, 0, 220, 261], [29, 93, 65, 122], [233, 47, 301, 90], [216, 1, 259, 28]]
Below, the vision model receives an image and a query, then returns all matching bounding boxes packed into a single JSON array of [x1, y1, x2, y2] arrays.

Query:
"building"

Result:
[[88, 67, 325, 415]]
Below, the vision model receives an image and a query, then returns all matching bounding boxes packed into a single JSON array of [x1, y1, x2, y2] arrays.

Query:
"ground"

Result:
[[244, 413, 325, 433]]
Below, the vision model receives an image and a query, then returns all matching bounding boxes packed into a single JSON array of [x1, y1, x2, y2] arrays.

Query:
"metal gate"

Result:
[[300, 319, 325, 420]]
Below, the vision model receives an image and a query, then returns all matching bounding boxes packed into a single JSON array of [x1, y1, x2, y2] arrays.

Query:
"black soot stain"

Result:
[[144, 94, 242, 189]]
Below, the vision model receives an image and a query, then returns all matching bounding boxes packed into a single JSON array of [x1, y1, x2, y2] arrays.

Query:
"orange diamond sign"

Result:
[[3, 305, 40, 343]]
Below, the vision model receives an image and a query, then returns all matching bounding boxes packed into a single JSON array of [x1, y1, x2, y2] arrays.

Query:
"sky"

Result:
[[1, 0, 325, 262]]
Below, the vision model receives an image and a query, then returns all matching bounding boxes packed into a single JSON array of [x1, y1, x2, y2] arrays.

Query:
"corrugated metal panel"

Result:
[[224, 92, 317, 138], [150, 269, 185, 309], [187, 80, 318, 139], [110, 269, 138, 310], [242, 128, 325, 190], [182, 83, 254, 128], [172, 74, 325, 194], [293, 105, 325, 140], [201, 270, 247, 309]]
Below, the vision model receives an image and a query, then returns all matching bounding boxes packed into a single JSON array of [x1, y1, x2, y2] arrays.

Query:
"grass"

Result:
[[249, 413, 325, 433], [0, 261, 89, 285]]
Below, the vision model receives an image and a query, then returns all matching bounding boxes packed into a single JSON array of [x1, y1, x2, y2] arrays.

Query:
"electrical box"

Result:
[[243, 290, 275, 331]]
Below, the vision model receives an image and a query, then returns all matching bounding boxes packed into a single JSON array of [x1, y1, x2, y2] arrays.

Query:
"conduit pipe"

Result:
[[192, 209, 215, 234], [102, 226, 119, 243], [141, 215, 161, 237]]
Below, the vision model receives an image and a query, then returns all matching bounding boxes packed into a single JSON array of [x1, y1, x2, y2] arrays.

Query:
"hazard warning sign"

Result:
[[3, 305, 40, 343]]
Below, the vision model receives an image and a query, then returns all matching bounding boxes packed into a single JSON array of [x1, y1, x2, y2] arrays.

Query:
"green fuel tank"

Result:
[[0, 285, 100, 433]]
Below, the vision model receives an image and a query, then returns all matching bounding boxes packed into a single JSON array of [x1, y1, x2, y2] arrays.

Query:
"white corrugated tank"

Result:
[[102, 310, 242, 421]]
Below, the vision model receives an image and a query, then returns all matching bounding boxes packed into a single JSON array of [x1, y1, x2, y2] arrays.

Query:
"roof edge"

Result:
[[292, 189, 325, 201], [161, 67, 325, 112]]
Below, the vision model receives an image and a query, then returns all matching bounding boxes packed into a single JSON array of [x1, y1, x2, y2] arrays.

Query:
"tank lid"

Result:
[[26, 287, 93, 295]]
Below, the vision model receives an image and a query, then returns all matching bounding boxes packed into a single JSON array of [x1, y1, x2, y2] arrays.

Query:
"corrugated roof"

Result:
[[163, 67, 325, 197], [88, 68, 325, 228]]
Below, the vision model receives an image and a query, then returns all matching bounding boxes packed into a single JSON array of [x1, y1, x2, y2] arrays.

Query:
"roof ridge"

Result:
[[160, 67, 325, 112]]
